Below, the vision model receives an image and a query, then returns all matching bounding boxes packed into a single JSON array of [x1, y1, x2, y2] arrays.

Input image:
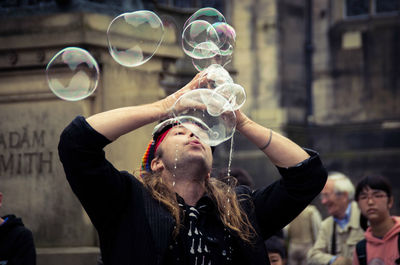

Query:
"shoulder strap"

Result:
[[357, 232, 400, 265], [356, 239, 367, 265], [331, 221, 336, 254]]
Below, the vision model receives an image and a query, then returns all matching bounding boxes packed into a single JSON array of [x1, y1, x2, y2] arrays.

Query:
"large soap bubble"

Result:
[[46, 47, 99, 101], [172, 89, 236, 146], [183, 7, 226, 31], [107, 10, 164, 67]]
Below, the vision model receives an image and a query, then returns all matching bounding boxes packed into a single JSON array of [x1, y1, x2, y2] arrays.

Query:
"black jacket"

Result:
[[0, 215, 36, 265], [58, 116, 327, 265]]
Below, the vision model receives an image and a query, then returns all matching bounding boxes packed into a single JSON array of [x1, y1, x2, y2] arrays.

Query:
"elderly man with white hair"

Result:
[[307, 172, 365, 265]]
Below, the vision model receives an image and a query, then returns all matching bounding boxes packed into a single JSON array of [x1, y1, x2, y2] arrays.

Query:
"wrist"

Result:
[[154, 99, 174, 120], [235, 111, 251, 132]]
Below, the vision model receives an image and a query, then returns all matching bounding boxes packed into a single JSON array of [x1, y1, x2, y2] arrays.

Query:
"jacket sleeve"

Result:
[[307, 219, 335, 265], [9, 227, 36, 265], [58, 116, 139, 230], [251, 149, 327, 239]]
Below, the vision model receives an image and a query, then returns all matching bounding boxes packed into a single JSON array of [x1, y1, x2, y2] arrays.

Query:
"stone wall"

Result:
[[0, 11, 181, 262], [311, 1, 400, 216]]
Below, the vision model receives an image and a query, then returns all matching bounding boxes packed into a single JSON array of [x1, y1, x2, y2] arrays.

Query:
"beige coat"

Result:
[[288, 205, 322, 244], [307, 201, 365, 265]]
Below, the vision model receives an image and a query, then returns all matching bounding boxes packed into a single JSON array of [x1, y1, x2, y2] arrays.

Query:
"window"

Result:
[[1, 0, 52, 7], [374, 0, 400, 14], [154, 0, 224, 13], [345, 0, 399, 17], [346, 0, 369, 17]]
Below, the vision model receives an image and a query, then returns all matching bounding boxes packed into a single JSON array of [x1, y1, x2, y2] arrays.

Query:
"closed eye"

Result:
[[174, 130, 185, 135]]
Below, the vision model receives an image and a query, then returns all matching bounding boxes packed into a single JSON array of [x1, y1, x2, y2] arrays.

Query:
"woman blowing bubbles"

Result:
[[58, 72, 327, 265]]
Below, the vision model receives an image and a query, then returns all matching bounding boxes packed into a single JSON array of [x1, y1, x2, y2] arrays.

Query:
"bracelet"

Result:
[[259, 129, 273, 150]]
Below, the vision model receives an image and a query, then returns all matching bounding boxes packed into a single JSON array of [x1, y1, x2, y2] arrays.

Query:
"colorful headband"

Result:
[[140, 117, 215, 175], [140, 118, 178, 174]]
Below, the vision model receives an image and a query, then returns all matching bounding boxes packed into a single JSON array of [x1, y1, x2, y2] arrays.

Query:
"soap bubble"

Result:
[[107, 10, 164, 67], [182, 20, 220, 59], [200, 64, 233, 89], [46, 47, 99, 101], [183, 7, 226, 31], [211, 22, 236, 56], [214, 83, 246, 110], [192, 53, 232, 71], [172, 89, 236, 146], [192, 22, 235, 70], [182, 8, 236, 71]]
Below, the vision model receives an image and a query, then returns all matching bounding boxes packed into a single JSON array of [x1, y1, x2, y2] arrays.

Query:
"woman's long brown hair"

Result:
[[140, 171, 256, 243]]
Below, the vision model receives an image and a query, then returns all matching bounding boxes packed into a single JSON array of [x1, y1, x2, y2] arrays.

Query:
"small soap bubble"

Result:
[[107, 10, 164, 67], [193, 52, 232, 72], [212, 131, 220, 139], [46, 47, 99, 101], [214, 83, 246, 110], [211, 22, 236, 56], [182, 21, 220, 59], [172, 89, 236, 146], [199, 64, 233, 89]]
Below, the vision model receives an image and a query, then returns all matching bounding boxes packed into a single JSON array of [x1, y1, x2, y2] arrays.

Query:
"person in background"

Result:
[[307, 171, 364, 265], [286, 204, 321, 265], [0, 192, 36, 265], [353, 175, 400, 265], [265, 236, 287, 265]]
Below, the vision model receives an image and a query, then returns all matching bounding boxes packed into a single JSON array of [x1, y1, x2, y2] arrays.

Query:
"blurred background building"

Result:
[[0, 0, 399, 264]]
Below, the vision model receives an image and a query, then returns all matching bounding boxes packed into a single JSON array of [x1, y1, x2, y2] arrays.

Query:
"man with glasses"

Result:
[[353, 175, 400, 265], [307, 172, 364, 265]]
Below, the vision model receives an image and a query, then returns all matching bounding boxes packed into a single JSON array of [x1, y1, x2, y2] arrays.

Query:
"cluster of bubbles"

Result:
[[45, 7, 243, 146], [172, 64, 245, 146], [168, 8, 241, 146], [182, 8, 236, 71]]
